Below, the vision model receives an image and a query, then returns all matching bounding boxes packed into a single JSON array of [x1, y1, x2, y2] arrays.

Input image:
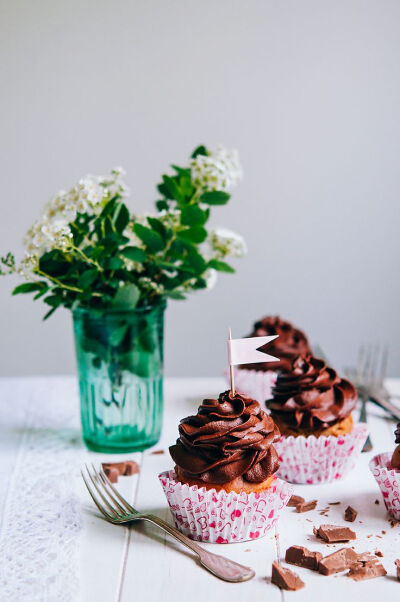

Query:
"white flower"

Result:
[[24, 219, 73, 255], [138, 277, 164, 295], [204, 268, 218, 290], [18, 254, 38, 279], [209, 228, 247, 258], [190, 146, 243, 193]]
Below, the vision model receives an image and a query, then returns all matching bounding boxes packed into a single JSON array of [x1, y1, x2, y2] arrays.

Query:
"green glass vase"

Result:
[[72, 299, 166, 453]]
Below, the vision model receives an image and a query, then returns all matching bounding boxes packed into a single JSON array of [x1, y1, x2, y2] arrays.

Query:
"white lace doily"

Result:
[[0, 378, 84, 602]]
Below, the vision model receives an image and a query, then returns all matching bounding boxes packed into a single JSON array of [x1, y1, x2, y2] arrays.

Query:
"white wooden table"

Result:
[[1, 376, 400, 601]]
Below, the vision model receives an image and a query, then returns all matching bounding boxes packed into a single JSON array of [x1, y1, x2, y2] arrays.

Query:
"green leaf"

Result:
[[43, 294, 62, 307], [120, 246, 147, 263], [112, 202, 130, 233], [147, 217, 167, 240], [160, 175, 182, 202], [181, 205, 207, 226], [167, 290, 187, 300], [156, 200, 169, 212], [43, 307, 57, 320], [191, 145, 208, 158], [12, 282, 46, 295], [200, 191, 230, 205], [105, 256, 124, 270], [112, 282, 140, 309], [208, 259, 235, 273], [78, 269, 98, 289], [178, 226, 208, 244], [133, 223, 165, 253], [185, 247, 207, 273]]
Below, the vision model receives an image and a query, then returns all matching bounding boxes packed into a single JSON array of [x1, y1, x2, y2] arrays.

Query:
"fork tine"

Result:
[[91, 464, 129, 515], [81, 469, 116, 521], [85, 465, 121, 518], [97, 466, 137, 514]]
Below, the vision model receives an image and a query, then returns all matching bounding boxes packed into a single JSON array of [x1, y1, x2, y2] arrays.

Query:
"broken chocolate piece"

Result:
[[123, 460, 140, 475], [395, 559, 400, 580], [102, 460, 140, 483], [296, 500, 317, 513], [318, 548, 358, 575], [344, 506, 358, 522], [314, 524, 356, 543], [271, 562, 305, 591], [347, 559, 387, 581], [285, 546, 322, 571], [375, 550, 383, 558], [287, 495, 305, 507], [150, 449, 165, 455], [103, 466, 119, 483]]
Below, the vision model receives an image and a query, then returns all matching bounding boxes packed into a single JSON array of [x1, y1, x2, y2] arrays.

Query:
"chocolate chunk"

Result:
[[347, 559, 387, 581], [314, 524, 356, 543], [123, 460, 140, 475], [102, 460, 140, 483], [375, 550, 383, 558], [287, 495, 305, 507], [375, 499, 380, 505], [328, 501, 341, 505], [344, 506, 358, 522], [285, 546, 322, 571], [318, 548, 358, 575], [103, 466, 119, 483], [150, 449, 165, 455], [271, 562, 305, 591], [395, 559, 400, 580], [296, 500, 317, 513]]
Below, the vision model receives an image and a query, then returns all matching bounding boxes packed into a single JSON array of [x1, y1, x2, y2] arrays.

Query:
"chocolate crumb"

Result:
[[296, 500, 317, 513], [245, 549, 251, 552], [285, 546, 322, 571], [375, 551, 383, 557], [319, 547, 358, 576], [314, 524, 356, 543], [345, 506, 358, 522], [382, 530, 386, 535], [375, 499, 380, 505], [287, 495, 305, 507], [271, 562, 305, 591], [395, 559, 400, 580], [150, 449, 165, 455], [328, 502, 341, 505]]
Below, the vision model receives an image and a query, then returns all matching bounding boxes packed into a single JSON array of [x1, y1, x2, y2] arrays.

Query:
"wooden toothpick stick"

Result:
[[228, 327, 235, 395]]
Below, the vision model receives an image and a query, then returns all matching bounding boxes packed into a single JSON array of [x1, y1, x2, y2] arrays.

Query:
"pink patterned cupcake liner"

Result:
[[158, 470, 293, 544], [224, 368, 278, 404], [274, 423, 369, 484], [369, 452, 400, 520]]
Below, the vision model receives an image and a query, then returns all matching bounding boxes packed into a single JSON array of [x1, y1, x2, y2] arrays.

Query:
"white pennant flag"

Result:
[[227, 335, 279, 366]]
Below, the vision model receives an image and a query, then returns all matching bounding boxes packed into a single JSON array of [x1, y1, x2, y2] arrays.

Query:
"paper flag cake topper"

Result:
[[227, 328, 279, 394]]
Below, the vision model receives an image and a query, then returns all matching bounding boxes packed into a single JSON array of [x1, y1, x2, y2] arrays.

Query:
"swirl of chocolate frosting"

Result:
[[241, 315, 311, 372], [267, 354, 357, 430], [169, 390, 280, 484], [395, 423, 400, 444]]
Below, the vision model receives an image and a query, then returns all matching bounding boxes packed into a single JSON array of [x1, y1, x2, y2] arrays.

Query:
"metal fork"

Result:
[[81, 464, 255, 583], [354, 344, 389, 452]]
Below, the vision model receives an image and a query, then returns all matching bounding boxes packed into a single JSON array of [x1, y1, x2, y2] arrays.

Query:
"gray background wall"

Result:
[[1, 0, 399, 378]]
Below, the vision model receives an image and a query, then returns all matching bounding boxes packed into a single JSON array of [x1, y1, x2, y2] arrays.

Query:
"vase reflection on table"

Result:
[[73, 300, 166, 452]]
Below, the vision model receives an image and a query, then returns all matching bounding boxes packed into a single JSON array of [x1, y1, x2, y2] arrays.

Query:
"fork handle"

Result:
[[141, 514, 255, 583]]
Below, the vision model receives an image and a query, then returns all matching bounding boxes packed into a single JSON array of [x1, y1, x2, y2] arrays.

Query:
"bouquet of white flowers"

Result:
[[1, 145, 245, 318]]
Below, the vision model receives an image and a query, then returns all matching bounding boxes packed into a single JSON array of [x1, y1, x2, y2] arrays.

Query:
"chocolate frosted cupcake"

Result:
[[267, 354, 357, 438], [159, 390, 293, 543], [170, 390, 280, 493], [267, 354, 368, 484], [233, 316, 311, 403], [370, 423, 400, 520], [243, 315, 311, 373]]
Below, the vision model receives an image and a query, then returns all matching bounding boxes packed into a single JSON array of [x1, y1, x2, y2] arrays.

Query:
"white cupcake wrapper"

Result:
[[274, 423, 369, 484], [158, 470, 293, 544], [224, 368, 278, 404], [369, 452, 400, 520]]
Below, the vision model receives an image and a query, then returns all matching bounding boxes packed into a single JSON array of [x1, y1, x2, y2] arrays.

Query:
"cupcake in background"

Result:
[[369, 423, 400, 520], [233, 316, 311, 402], [266, 354, 368, 484], [159, 390, 293, 543]]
